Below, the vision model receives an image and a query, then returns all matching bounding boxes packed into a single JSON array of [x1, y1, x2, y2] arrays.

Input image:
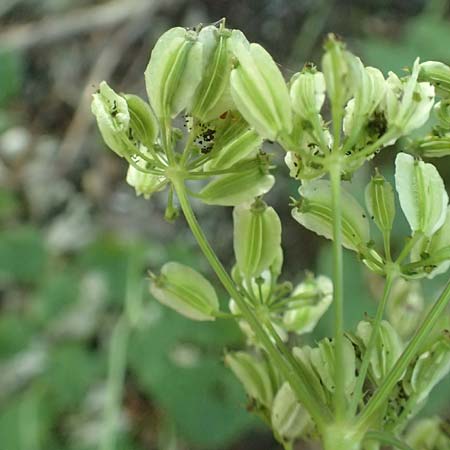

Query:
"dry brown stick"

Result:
[[0, 0, 158, 50]]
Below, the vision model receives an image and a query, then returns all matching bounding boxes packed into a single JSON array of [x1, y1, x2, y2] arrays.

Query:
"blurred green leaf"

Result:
[[0, 227, 47, 284], [0, 50, 23, 106]]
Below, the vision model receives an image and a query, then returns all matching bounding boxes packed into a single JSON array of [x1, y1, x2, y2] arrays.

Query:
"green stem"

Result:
[[172, 178, 330, 428], [100, 317, 130, 450], [356, 278, 450, 429], [330, 163, 345, 420], [348, 274, 395, 416], [395, 231, 423, 265]]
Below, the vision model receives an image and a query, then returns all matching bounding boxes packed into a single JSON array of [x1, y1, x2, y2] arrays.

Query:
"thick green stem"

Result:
[[349, 274, 395, 416], [172, 178, 330, 427], [330, 163, 345, 420], [357, 278, 450, 429]]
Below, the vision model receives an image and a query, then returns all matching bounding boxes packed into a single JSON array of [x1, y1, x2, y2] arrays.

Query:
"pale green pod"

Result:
[[419, 61, 450, 98], [435, 100, 450, 129], [292, 345, 328, 403], [343, 57, 386, 141], [309, 337, 356, 397], [384, 60, 435, 136], [126, 163, 167, 199], [365, 170, 396, 233], [190, 25, 234, 122], [91, 81, 130, 157], [271, 382, 311, 442], [124, 94, 159, 149], [395, 152, 448, 237], [406, 418, 449, 450], [290, 66, 326, 120], [150, 262, 219, 321], [416, 135, 450, 158], [321, 35, 352, 113], [292, 180, 371, 251], [356, 320, 403, 384], [408, 206, 450, 279], [233, 199, 282, 278], [407, 336, 450, 403], [198, 166, 275, 206], [387, 279, 424, 338], [225, 351, 273, 407], [283, 275, 333, 335], [230, 30, 292, 140], [205, 112, 263, 170], [145, 27, 203, 119]]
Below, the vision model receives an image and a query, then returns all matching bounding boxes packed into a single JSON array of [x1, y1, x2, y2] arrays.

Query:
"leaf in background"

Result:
[[0, 227, 47, 284], [0, 50, 23, 106]]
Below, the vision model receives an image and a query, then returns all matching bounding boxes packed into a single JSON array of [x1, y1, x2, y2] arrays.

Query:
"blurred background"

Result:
[[0, 0, 449, 449]]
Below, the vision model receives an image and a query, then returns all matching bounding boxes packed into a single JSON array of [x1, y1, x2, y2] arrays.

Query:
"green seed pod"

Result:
[[365, 169, 396, 233], [384, 59, 435, 136], [126, 163, 167, 199], [343, 56, 386, 142], [416, 135, 450, 158], [387, 279, 424, 338], [309, 337, 356, 397], [419, 61, 450, 98], [435, 100, 450, 129], [150, 262, 219, 321], [230, 30, 292, 140], [395, 152, 448, 237], [91, 81, 130, 157], [282, 275, 333, 335], [198, 164, 274, 206], [292, 180, 371, 252], [233, 199, 281, 278], [123, 94, 159, 149], [145, 27, 203, 120], [356, 320, 403, 384], [190, 25, 234, 122], [406, 418, 449, 450], [205, 112, 263, 170], [290, 65, 326, 120], [271, 382, 311, 443], [225, 351, 273, 407], [405, 335, 450, 404], [322, 34, 352, 113]]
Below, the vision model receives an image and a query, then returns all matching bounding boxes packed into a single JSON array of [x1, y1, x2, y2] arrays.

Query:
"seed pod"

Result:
[[343, 57, 386, 141], [283, 275, 333, 335], [291, 180, 370, 252], [419, 61, 450, 98], [322, 34, 352, 113], [126, 163, 167, 199], [395, 152, 448, 237], [309, 337, 356, 397], [198, 164, 274, 206], [365, 170, 396, 233], [233, 199, 281, 278], [225, 351, 273, 407], [387, 279, 424, 338], [406, 418, 449, 450], [91, 81, 130, 157], [356, 320, 403, 384], [190, 25, 234, 122], [271, 382, 311, 442], [145, 27, 203, 120], [405, 335, 450, 403], [205, 112, 263, 170], [150, 262, 219, 321], [416, 135, 450, 158], [290, 65, 326, 120], [123, 94, 159, 149], [383, 59, 435, 136], [230, 30, 292, 141]]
